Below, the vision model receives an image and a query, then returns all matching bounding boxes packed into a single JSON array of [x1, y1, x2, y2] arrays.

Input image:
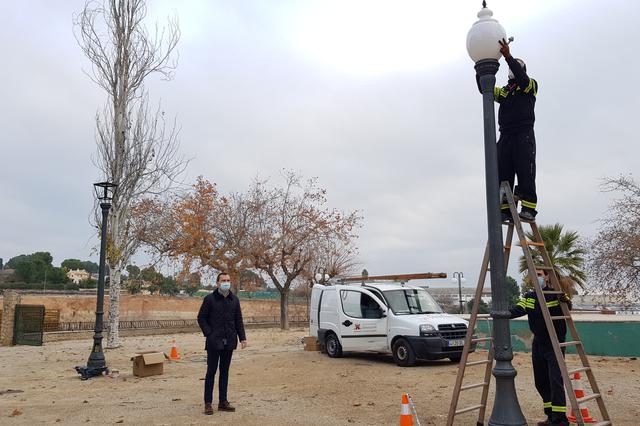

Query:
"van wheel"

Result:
[[325, 333, 343, 358], [392, 338, 416, 367], [449, 356, 462, 363]]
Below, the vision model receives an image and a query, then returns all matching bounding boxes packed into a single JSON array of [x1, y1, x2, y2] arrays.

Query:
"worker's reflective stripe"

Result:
[[521, 200, 537, 209], [526, 298, 536, 308], [523, 78, 537, 96], [552, 405, 567, 413], [547, 300, 559, 308], [543, 401, 552, 409], [494, 87, 508, 101], [516, 299, 527, 309], [500, 204, 509, 210]]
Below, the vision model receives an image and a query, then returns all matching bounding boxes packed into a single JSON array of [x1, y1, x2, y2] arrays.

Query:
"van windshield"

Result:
[[383, 289, 443, 315]]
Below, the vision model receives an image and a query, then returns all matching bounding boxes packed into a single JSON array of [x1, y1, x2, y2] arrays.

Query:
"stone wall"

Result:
[[0, 291, 21, 346], [0, 293, 307, 323]]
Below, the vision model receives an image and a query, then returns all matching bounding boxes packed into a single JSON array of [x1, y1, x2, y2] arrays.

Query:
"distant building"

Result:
[[425, 287, 493, 307], [67, 269, 91, 284]]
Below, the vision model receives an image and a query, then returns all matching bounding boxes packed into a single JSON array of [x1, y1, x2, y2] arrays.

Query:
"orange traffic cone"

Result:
[[567, 372, 596, 423], [400, 393, 414, 426], [169, 338, 181, 360]]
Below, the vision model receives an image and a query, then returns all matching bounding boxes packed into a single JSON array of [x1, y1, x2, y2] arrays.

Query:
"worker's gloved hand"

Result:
[[498, 38, 511, 59], [559, 293, 573, 310]]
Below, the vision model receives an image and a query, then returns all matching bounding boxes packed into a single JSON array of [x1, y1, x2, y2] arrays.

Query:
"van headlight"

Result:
[[420, 324, 437, 336]]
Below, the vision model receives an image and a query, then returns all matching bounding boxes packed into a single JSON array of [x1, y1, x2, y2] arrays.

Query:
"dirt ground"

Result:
[[1, 328, 638, 425]]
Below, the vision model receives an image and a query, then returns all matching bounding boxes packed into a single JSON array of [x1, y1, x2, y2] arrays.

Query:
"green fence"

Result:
[[474, 319, 640, 357]]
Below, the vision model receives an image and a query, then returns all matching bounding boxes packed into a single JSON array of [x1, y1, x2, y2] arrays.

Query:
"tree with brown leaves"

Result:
[[134, 177, 251, 293], [246, 171, 361, 330]]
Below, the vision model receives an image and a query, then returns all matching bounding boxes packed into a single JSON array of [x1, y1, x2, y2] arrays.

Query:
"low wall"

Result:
[[0, 293, 306, 322], [44, 320, 308, 343], [474, 317, 640, 357]]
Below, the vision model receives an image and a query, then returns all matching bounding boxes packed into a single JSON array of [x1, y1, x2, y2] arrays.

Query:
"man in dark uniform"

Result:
[[495, 38, 539, 222], [510, 270, 572, 426], [197, 271, 247, 415]]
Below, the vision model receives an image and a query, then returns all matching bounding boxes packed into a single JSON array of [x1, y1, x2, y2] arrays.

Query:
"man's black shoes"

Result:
[[204, 403, 214, 415], [218, 400, 236, 412]]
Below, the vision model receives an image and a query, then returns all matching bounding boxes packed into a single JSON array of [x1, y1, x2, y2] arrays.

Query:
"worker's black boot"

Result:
[[501, 210, 513, 223], [519, 207, 537, 222]]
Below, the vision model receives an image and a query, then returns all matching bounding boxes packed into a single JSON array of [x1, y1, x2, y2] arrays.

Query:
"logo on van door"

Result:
[[354, 323, 361, 330]]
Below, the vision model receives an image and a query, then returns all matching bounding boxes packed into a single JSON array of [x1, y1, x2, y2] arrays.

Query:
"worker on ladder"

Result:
[[492, 38, 539, 222], [510, 270, 572, 426]]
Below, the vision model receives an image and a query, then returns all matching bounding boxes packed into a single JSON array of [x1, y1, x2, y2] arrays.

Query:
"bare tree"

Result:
[[588, 175, 640, 303], [75, 0, 184, 347], [246, 171, 362, 330]]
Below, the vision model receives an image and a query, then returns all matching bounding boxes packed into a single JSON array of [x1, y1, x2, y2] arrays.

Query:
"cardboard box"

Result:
[[131, 351, 165, 377], [303, 336, 321, 351]]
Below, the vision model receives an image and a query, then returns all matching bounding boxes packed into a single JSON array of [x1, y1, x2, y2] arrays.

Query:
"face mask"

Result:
[[537, 277, 546, 287], [220, 282, 231, 291]]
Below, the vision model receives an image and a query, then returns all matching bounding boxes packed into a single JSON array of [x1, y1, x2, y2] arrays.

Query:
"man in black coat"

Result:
[[197, 271, 247, 415]]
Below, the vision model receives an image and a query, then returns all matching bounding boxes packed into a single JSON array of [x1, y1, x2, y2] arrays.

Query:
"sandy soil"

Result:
[[1, 329, 638, 425]]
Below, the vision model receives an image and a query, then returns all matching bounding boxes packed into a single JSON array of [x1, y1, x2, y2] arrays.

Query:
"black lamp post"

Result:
[[76, 181, 117, 379], [452, 272, 466, 314], [466, 3, 526, 425]]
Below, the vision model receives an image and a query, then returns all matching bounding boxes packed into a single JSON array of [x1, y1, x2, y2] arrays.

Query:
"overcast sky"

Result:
[[1, 0, 638, 289]]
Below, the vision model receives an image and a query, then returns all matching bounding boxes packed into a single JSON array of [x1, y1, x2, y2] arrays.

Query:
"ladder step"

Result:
[[577, 393, 601, 404], [543, 290, 564, 295], [559, 340, 582, 348], [504, 245, 511, 249], [466, 359, 492, 367], [460, 382, 488, 391], [472, 337, 492, 343], [522, 240, 545, 247], [455, 404, 485, 415], [591, 421, 612, 426], [551, 315, 570, 321], [568, 366, 591, 375], [537, 265, 554, 270]]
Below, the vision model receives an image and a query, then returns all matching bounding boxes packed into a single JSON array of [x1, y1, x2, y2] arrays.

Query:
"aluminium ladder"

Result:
[[446, 182, 611, 426]]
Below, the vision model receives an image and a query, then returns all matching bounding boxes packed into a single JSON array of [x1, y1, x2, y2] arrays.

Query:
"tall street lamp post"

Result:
[[466, 3, 526, 425], [452, 272, 466, 313], [77, 181, 117, 379]]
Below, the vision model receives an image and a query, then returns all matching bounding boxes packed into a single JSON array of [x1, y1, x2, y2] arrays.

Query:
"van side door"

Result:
[[338, 288, 388, 352]]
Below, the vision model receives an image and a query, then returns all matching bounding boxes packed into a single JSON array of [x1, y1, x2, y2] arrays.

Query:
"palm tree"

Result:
[[519, 223, 586, 294]]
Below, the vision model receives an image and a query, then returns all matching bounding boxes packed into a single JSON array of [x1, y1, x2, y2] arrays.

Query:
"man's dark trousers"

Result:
[[498, 128, 537, 211], [532, 338, 568, 425], [204, 348, 233, 404]]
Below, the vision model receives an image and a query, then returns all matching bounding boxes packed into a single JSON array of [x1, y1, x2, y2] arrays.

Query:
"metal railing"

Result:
[[45, 315, 309, 333]]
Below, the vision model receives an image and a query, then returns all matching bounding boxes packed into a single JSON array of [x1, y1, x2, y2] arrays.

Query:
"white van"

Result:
[[309, 281, 474, 366]]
